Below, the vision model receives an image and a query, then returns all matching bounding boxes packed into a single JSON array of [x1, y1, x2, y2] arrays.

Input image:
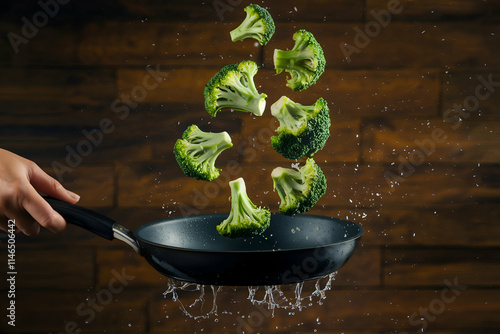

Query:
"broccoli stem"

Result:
[[273, 48, 317, 74], [230, 178, 261, 225], [217, 178, 267, 236], [271, 96, 316, 134], [271, 167, 307, 205], [230, 21, 264, 42], [217, 88, 266, 116], [187, 131, 232, 166]]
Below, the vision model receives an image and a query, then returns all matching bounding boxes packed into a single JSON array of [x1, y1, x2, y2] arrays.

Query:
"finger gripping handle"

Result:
[[45, 197, 115, 240]]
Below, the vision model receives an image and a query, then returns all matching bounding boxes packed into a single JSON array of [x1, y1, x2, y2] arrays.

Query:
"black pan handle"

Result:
[[44, 197, 115, 240]]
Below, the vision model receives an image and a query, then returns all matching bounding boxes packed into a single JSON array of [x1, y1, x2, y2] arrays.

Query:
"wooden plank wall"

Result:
[[0, 0, 499, 333]]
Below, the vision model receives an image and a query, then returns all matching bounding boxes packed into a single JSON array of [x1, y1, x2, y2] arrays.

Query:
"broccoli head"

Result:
[[271, 96, 330, 160], [271, 158, 327, 215], [216, 177, 271, 237], [173, 124, 233, 181], [230, 4, 275, 46], [273, 29, 326, 91], [204, 60, 267, 117]]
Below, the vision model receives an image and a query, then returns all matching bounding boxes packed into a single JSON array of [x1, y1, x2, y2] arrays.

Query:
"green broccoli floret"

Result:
[[230, 4, 275, 46], [204, 60, 267, 117], [270, 96, 330, 160], [273, 29, 326, 91], [271, 158, 327, 215], [173, 124, 233, 181], [216, 177, 271, 237]]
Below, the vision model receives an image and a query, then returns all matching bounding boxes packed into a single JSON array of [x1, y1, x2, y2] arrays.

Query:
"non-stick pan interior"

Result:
[[135, 213, 363, 252]]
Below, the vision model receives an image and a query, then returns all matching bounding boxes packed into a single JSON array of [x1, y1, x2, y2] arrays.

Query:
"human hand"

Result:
[[0, 149, 80, 236]]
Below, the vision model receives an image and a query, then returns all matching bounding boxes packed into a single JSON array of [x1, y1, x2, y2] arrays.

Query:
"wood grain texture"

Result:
[[238, 113, 361, 163], [78, 22, 162, 66], [0, 289, 149, 333], [97, 249, 166, 288], [8, 25, 81, 66], [263, 22, 500, 70], [116, 162, 500, 209], [0, 0, 217, 23], [326, 205, 500, 247], [43, 166, 116, 207], [258, 69, 441, 119], [79, 21, 262, 66], [0, 68, 116, 104], [381, 331, 500, 334], [335, 245, 381, 286], [0, 25, 12, 64], [362, 119, 500, 163], [367, 0, 500, 21], [109, 103, 243, 162], [0, 0, 363, 23], [116, 67, 215, 104], [149, 288, 500, 332], [284, 289, 500, 331], [321, 164, 500, 208], [384, 248, 500, 286], [442, 71, 500, 121], [0, 101, 143, 164], [0, 248, 94, 289], [118, 67, 440, 119], [269, 0, 364, 22]]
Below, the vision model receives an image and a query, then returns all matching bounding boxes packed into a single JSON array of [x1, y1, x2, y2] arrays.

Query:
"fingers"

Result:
[[21, 186, 67, 234], [0, 214, 16, 234], [0, 205, 40, 236], [1, 186, 64, 235], [25, 164, 81, 233], [11, 210, 40, 236], [29, 164, 80, 204]]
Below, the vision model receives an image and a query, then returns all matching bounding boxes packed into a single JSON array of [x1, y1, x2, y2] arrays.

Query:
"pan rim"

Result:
[[134, 213, 364, 254]]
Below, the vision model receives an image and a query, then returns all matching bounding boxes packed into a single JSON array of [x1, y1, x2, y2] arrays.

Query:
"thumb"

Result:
[[29, 164, 80, 204]]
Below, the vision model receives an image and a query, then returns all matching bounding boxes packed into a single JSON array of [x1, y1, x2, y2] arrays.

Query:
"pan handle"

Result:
[[44, 197, 116, 240], [44, 197, 141, 254]]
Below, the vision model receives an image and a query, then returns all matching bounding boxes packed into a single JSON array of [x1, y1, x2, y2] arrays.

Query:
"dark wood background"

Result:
[[1, 0, 500, 333]]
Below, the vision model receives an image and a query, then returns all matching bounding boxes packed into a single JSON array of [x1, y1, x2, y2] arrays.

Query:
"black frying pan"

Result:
[[46, 198, 363, 286]]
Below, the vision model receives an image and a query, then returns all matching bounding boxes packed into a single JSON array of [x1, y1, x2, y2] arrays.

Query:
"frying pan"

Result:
[[45, 198, 363, 286]]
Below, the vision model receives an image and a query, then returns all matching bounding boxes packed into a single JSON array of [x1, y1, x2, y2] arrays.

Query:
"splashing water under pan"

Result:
[[163, 272, 338, 320]]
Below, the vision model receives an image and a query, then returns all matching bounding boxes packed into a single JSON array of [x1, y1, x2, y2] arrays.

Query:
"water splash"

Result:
[[247, 272, 336, 314], [163, 272, 337, 319], [163, 281, 222, 320]]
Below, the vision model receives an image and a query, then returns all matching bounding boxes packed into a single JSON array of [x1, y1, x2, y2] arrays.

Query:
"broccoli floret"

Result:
[[271, 158, 327, 215], [204, 60, 267, 117], [270, 96, 330, 160], [273, 29, 326, 91], [217, 177, 271, 237], [173, 124, 233, 181], [230, 4, 275, 46]]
